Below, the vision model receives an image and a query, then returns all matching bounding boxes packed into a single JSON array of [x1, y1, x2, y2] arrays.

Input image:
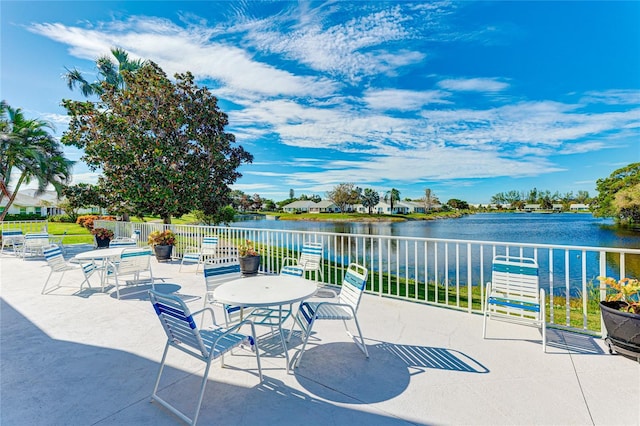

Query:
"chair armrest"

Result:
[[281, 257, 299, 266], [182, 246, 201, 254], [191, 306, 217, 325]]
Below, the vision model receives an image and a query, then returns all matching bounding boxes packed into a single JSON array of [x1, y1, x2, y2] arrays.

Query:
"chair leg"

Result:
[[294, 317, 315, 368], [345, 316, 369, 357], [41, 270, 55, 294]]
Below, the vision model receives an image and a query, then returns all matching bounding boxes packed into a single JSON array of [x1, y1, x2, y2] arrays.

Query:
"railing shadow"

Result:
[[294, 337, 488, 404]]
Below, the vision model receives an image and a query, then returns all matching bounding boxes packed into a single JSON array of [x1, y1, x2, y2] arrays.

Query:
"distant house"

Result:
[[0, 189, 64, 217], [570, 203, 590, 212], [282, 200, 316, 213], [523, 204, 540, 212], [309, 200, 339, 213]]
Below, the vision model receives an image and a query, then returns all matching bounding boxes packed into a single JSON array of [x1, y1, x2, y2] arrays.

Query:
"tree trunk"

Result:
[[0, 172, 26, 222]]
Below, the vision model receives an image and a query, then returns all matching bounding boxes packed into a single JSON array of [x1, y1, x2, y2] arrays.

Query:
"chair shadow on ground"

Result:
[[1, 299, 418, 425], [539, 328, 605, 355], [292, 335, 488, 404]]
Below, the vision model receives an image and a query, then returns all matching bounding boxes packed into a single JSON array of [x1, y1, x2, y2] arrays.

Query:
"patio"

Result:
[[1, 244, 638, 425]]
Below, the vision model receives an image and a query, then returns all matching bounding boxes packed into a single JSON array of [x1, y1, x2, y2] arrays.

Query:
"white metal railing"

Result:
[[1, 220, 48, 233], [94, 220, 640, 336]]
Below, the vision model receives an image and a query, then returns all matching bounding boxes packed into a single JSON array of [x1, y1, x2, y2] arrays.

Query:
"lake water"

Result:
[[233, 213, 640, 289], [234, 213, 640, 250]]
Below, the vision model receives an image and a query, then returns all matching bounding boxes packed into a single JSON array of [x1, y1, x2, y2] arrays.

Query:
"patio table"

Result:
[[213, 274, 317, 372], [73, 247, 128, 291]]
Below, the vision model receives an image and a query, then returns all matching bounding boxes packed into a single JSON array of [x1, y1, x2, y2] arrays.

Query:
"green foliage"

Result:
[[447, 198, 469, 210], [326, 183, 362, 213], [62, 61, 253, 224], [0, 101, 73, 221], [593, 162, 640, 224], [384, 188, 401, 212], [361, 188, 380, 214]]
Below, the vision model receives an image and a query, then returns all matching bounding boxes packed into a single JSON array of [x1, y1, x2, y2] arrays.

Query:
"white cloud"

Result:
[[438, 77, 509, 92]]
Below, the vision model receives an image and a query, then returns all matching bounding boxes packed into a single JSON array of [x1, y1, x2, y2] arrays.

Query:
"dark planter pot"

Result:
[[95, 236, 110, 248], [239, 255, 261, 276], [600, 301, 640, 359], [153, 244, 173, 262]]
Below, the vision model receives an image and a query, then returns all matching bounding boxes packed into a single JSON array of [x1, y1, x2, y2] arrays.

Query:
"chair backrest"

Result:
[[203, 262, 241, 293], [299, 242, 323, 269], [2, 229, 23, 238], [149, 290, 209, 358], [24, 233, 49, 246], [338, 263, 368, 312], [491, 255, 540, 303], [117, 247, 153, 274], [110, 237, 137, 248], [43, 244, 66, 271], [201, 236, 219, 254]]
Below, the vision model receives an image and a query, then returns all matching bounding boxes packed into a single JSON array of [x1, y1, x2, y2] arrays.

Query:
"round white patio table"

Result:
[[213, 274, 317, 372], [73, 247, 131, 291]]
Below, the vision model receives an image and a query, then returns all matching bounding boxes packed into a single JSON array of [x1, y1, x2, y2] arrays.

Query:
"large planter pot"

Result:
[[239, 255, 260, 276], [600, 301, 640, 359], [95, 236, 110, 248], [153, 244, 173, 262]]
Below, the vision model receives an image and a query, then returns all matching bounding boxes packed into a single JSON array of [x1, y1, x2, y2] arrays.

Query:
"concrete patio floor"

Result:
[[1, 244, 639, 426]]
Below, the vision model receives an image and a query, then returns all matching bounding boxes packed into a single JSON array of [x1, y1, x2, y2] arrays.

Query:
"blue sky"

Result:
[[2, 1, 639, 204]]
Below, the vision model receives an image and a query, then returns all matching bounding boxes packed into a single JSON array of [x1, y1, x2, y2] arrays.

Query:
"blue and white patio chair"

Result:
[[290, 263, 369, 367], [483, 255, 547, 352], [281, 242, 324, 282], [149, 290, 262, 426], [21, 232, 51, 258], [180, 236, 219, 273], [109, 237, 137, 248], [203, 261, 249, 326], [106, 247, 154, 299], [1, 229, 24, 255], [42, 244, 99, 295]]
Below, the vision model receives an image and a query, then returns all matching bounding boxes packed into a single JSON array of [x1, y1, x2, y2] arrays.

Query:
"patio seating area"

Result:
[[1, 244, 639, 425]]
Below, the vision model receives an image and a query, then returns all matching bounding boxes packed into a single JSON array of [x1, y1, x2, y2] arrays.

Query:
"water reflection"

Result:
[[232, 213, 640, 286]]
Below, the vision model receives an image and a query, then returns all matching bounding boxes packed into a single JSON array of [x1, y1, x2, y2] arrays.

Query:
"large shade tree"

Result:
[[62, 62, 253, 224], [593, 162, 640, 225], [0, 101, 73, 221], [326, 183, 361, 213]]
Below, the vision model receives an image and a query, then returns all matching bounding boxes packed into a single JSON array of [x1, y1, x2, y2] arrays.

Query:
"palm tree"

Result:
[[64, 47, 146, 97], [384, 188, 400, 214], [0, 101, 73, 221]]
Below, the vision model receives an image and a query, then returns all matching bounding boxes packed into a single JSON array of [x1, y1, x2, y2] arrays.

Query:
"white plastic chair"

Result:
[[42, 244, 99, 294], [180, 236, 219, 272], [149, 290, 262, 426], [21, 232, 50, 258], [109, 237, 137, 248], [281, 242, 324, 282], [1, 229, 24, 255], [290, 263, 369, 367], [106, 247, 154, 299], [202, 261, 250, 326], [483, 255, 546, 352]]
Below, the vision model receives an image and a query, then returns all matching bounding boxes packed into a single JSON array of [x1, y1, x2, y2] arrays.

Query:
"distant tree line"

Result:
[[490, 189, 592, 211]]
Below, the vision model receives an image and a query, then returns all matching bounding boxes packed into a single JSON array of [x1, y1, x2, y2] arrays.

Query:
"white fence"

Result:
[[0, 220, 48, 233], [95, 220, 640, 336]]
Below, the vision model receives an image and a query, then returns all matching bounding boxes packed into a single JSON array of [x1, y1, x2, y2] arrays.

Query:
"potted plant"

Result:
[[238, 239, 260, 275], [598, 276, 640, 359], [148, 230, 176, 262], [91, 227, 114, 248]]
